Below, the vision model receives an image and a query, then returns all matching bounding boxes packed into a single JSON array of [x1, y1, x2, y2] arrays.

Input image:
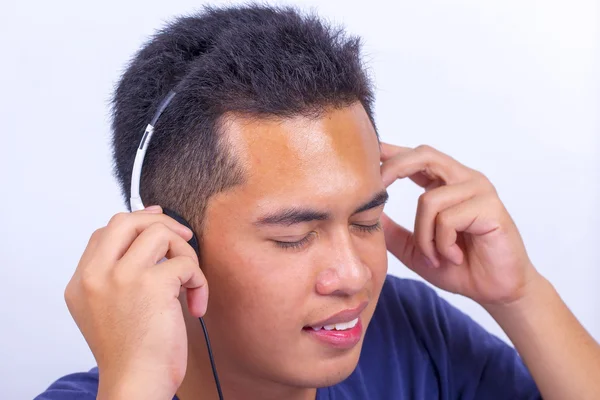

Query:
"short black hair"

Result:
[[111, 4, 377, 232]]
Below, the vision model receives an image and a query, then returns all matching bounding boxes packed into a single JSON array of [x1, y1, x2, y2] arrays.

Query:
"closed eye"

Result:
[[352, 221, 382, 233], [273, 222, 381, 251], [273, 232, 316, 250]]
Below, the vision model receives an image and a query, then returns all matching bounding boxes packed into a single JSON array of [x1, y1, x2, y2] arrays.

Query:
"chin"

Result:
[[278, 344, 363, 389]]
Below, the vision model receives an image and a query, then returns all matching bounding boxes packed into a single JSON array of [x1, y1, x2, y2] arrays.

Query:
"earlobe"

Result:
[[162, 208, 201, 258]]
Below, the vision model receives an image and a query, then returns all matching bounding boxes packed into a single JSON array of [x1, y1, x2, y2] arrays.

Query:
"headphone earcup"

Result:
[[162, 208, 200, 258]]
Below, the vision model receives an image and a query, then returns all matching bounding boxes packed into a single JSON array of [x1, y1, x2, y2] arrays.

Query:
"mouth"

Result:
[[302, 302, 367, 349], [302, 318, 363, 349], [305, 317, 359, 332]]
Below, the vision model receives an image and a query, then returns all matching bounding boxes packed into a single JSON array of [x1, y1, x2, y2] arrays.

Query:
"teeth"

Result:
[[310, 318, 359, 331], [334, 318, 358, 330], [348, 318, 359, 328], [333, 322, 347, 330]]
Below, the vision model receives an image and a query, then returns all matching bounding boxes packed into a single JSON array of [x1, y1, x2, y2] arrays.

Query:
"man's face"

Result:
[[200, 103, 388, 387]]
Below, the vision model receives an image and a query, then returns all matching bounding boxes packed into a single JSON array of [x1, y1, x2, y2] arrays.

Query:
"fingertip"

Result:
[[187, 285, 209, 318], [178, 225, 194, 240], [427, 256, 441, 268], [423, 247, 442, 268], [448, 244, 464, 265]]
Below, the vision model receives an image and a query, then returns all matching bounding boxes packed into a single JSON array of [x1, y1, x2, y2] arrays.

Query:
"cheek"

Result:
[[205, 239, 313, 332]]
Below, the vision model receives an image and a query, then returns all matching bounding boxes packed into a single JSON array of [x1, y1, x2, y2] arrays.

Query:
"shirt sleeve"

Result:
[[388, 277, 542, 400], [33, 368, 99, 400]]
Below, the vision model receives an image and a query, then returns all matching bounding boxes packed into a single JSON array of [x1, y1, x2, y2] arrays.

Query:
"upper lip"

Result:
[[307, 301, 368, 327]]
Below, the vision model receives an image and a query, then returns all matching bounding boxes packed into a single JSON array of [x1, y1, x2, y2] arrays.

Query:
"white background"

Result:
[[1, 0, 598, 398]]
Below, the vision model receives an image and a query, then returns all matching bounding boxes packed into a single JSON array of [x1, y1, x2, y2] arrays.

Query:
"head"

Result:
[[111, 3, 388, 393]]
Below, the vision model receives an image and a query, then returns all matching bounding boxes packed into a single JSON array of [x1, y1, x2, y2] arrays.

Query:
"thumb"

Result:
[[382, 213, 467, 293], [381, 213, 415, 268], [381, 213, 441, 275]]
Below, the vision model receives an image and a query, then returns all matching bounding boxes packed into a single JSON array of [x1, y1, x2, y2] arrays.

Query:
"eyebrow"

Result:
[[353, 190, 389, 214], [254, 190, 389, 227]]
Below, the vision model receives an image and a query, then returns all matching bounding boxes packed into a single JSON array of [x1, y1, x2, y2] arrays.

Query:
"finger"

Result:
[[120, 222, 198, 269], [414, 180, 481, 267], [381, 213, 443, 270], [380, 142, 412, 162], [380, 145, 471, 188], [73, 207, 166, 275], [434, 195, 499, 264], [155, 256, 208, 317], [402, 170, 434, 188], [135, 205, 163, 214], [187, 283, 209, 318], [435, 218, 463, 266], [380, 144, 433, 187], [96, 212, 194, 263], [381, 212, 475, 297], [380, 213, 417, 267]]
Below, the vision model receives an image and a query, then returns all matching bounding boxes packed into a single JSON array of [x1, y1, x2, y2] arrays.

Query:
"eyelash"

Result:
[[274, 234, 315, 250], [273, 222, 382, 250], [353, 221, 382, 234]]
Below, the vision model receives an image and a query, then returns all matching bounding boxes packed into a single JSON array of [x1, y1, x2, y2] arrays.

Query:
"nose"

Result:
[[315, 231, 371, 297]]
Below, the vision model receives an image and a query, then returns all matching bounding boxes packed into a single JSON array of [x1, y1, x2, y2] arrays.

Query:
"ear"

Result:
[[162, 208, 200, 258]]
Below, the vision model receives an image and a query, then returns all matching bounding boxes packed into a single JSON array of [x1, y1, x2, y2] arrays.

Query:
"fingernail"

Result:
[[144, 205, 162, 213]]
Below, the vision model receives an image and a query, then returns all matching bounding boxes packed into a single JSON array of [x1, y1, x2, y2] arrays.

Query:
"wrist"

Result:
[[483, 270, 553, 323], [98, 369, 177, 400]]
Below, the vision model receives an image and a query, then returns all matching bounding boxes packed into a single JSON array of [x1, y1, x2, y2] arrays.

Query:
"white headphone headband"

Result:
[[129, 90, 177, 211]]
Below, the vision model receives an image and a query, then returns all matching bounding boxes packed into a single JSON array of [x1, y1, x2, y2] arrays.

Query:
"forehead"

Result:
[[218, 103, 381, 211]]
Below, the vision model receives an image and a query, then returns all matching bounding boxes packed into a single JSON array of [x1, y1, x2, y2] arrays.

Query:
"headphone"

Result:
[[129, 90, 224, 400]]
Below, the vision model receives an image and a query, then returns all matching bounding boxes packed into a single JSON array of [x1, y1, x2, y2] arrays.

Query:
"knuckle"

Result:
[[472, 169, 486, 180], [417, 191, 438, 211], [482, 176, 497, 194], [471, 169, 495, 189], [472, 169, 489, 184], [107, 212, 129, 227], [415, 144, 434, 154], [80, 272, 103, 294], [89, 228, 104, 243], [63, 281, 76, 304]]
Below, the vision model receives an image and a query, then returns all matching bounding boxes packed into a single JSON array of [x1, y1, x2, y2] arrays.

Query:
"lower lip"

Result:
[[303, 319, 363, 349]]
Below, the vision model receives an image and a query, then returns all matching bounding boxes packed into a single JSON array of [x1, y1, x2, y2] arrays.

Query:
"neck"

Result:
[[176, 303, 317, 400]]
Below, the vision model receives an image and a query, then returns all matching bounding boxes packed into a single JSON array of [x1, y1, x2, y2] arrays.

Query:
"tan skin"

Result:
[[65, 103, 600, 400], [177, 105, 388, 399]]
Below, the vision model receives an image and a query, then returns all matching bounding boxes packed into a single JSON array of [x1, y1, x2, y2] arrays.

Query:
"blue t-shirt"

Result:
[[35, 276, 541, 399]]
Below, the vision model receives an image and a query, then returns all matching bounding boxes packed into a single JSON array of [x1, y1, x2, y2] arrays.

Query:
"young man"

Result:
[[36, 5, 599, 400]]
